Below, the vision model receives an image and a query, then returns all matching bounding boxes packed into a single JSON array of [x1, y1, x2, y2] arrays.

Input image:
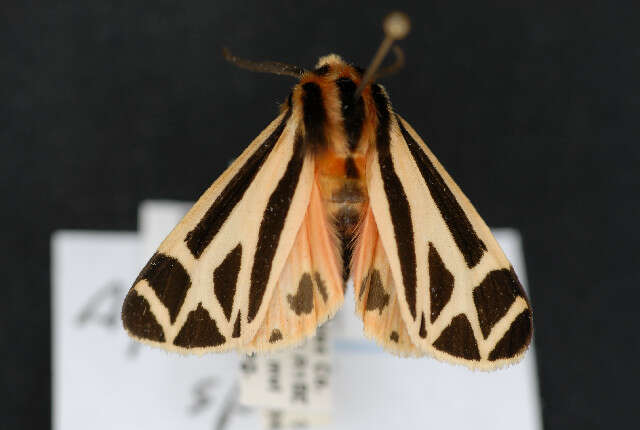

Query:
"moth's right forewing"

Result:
[[355, 85, 532, 370]]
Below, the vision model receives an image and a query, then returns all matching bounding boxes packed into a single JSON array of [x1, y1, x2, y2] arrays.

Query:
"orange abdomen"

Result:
[[316, 151, 368, 279]]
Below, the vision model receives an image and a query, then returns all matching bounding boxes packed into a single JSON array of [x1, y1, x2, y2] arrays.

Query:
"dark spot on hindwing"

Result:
[[345, 156, 359, 179], [419, 313, 427, 338], [287, 273, 315, 315], [185, 109, 292, 258], [134, 253, 190, 324], [488, 309, 532, 361], [473, 267, 525, 339], [336, 77, 365, 151], [428, 243, 454, 323], [364, 269, 390, 314], [302, 82, 327, 150], [314, 272, 328, 302], [397, 117, 487, 268], [173, 303, 226, 348], [269, 329, 283, 343], [372, 85, 417, 319], [121, 290, 165, 342], [390, 331, 399, 343], [248, 135, 306, 322], [213, 244, 242, 321], [232, 312, 242, 338], [433, 314, 480, 360]]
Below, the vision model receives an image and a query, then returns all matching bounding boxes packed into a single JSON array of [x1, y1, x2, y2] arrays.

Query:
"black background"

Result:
[[3, 1, 639, 428]]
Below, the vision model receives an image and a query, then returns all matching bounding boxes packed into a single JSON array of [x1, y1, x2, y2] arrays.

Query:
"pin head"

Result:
[[383, 11, 411, 40]]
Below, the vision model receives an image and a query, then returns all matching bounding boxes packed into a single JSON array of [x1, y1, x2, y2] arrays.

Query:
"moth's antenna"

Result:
[[355, 11, 411, 99], [222, 47, 306, 78]]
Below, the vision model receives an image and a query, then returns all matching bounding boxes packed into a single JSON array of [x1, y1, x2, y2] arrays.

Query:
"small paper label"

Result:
[[238, 323, 333, 414], [261, 409, 332, 429]]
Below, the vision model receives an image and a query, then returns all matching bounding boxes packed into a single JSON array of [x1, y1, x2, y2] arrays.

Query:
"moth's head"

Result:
[[313, 54, 361, 75], [300, 53, 367, 96], [305, 54, 366, 91]]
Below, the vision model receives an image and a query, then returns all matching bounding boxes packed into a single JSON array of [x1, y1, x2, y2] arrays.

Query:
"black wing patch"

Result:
[[232, 312, 242, 338], [373, 85, 418, 319], [419, 313, 428, 338], [433, 314, 480, 360], [133, 253, 191, 324], [428, 242, 454, 323], [488, 309, 532, 361], [173, 303, 226, 348], [185, 109, 292, 258], [122, 290, 165, 342], [473, 267, 526, 339], [248, 134, 306, 322], [213, 244, 242, 321], [397, 117, 487, 268]]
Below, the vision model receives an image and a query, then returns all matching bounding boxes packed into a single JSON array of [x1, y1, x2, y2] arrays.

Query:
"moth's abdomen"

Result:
[[316, 152, 368, 280]]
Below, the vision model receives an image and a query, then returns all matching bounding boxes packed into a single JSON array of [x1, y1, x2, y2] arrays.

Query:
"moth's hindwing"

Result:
[[122, 109, 345, 353], [352, 205, 425, 357], [353, 85, 532, 370], [245, 178, 344, 351]]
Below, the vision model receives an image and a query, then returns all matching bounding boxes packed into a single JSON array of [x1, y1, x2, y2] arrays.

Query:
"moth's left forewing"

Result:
[[365, 108, 532, 370], [123, 110, 319, 352]]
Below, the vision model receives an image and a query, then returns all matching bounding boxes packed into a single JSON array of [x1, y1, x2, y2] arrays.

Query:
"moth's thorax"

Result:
[[290, 54, 378, 157]]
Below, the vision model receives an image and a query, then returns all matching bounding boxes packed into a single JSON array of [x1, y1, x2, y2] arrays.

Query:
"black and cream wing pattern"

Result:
[[122, 55, 532, 371], [352, 85, 532, 370], [122, 106, 345, 353]]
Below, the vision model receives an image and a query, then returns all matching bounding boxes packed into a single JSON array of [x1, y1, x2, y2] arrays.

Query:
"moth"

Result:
[[122, 12, 532, 370]]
